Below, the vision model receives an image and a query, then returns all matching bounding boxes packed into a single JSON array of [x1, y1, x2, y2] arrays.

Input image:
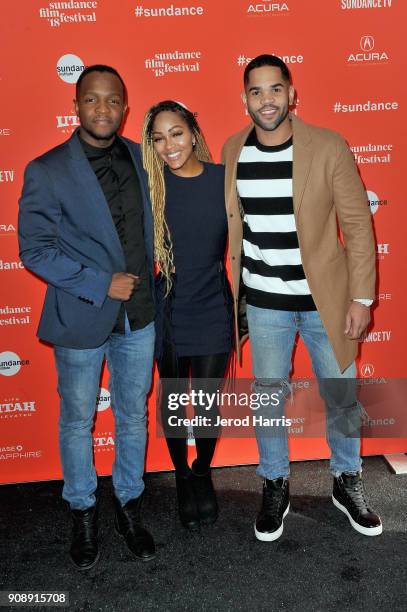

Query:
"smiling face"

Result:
[[151, 110, 201, 176], [74, 71, 127, 147], [243, 65, 294, 144]]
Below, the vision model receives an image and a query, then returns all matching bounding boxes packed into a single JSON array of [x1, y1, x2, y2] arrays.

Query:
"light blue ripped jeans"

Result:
[[247, 305, 361, 480]]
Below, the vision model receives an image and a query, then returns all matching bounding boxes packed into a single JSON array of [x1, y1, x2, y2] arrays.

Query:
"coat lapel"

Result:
[[68, 131, 125, 265], [291, 114, 314, 217], [224, 124, 253, 213]]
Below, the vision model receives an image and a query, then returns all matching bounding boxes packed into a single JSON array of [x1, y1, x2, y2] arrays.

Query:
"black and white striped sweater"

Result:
[[236, 129, 316, 311]]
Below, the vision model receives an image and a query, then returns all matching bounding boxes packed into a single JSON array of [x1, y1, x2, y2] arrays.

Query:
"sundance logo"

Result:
[[0, 352, 30, 377], [56, 54, 85, 84], [0, 260, 24, 271], [0, 305, 32, 328], [39, 0, 98, 28], [347, 35, 389, 64], [351, 143, 392, 165], [366, 190, 388, 215], [96, 387, 111, 412], [145, 50, 201, 78]]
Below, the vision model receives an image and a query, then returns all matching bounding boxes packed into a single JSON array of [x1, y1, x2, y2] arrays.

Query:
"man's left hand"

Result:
[[344, 301, 371, 340]]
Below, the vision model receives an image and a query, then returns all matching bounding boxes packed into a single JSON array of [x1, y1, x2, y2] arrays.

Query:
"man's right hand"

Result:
[[108, 273, 139, 301]]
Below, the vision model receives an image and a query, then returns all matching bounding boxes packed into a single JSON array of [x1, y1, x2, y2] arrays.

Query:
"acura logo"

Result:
[[360, 36, 374, 52], [361, 363, 375, 378]]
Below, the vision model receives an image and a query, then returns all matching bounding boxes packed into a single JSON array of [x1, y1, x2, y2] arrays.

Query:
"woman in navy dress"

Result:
[[141, 101, 233, 530]]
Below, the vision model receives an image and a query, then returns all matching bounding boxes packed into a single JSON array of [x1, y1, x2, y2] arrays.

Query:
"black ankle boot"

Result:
[[113, 494, 156, 561], [191, 460, 218, 526], [70, 505, 99, 570], [175, 471, 200, 531]]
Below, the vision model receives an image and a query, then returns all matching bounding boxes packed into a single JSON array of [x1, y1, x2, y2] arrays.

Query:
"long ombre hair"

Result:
[[141, 100, 212, 293]]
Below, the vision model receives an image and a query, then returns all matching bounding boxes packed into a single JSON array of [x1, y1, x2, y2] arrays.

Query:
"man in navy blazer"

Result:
[[19, 65, 156, 569]]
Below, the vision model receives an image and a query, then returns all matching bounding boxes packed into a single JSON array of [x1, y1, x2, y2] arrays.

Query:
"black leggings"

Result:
[[158, 347, 230, 476]]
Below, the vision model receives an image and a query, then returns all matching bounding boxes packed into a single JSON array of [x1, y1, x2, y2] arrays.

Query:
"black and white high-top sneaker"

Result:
[[254, 477, 290, 542], [332, 472, 382, 536]]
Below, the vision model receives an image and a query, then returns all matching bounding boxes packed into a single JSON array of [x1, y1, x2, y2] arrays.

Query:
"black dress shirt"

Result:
[[79, 135, 154, 333]]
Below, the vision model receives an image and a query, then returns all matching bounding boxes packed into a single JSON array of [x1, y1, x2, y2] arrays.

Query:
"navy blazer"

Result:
[[18, 130, 155, 349]]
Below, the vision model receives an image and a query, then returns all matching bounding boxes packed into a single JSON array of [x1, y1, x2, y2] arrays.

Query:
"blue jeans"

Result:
[[246, 305, 361, 480], [54, 318, 155, 510]]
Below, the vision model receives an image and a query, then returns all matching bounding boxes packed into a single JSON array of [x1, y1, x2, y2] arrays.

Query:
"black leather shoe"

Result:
[[70, 505, 99, 570], [191, 461, 218, 526], [175, 471, 200, 531], [332, 472, 382, 536], [113, 494, 156, 561], [254, 477, 290, 542]]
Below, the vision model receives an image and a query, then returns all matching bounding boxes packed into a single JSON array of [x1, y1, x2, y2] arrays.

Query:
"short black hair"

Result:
[[76, 64, 127, 100], [244, 54, 291, 85]]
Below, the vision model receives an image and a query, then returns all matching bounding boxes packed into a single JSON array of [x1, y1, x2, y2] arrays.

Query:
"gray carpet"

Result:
[[1, 456, 406, 612]]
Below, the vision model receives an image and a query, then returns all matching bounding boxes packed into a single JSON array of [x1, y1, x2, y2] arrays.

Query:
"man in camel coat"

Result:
[[222, 54, 382, 541]]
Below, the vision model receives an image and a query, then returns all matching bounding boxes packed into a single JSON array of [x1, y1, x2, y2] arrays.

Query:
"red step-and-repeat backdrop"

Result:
[[1, 0, 406, 484]]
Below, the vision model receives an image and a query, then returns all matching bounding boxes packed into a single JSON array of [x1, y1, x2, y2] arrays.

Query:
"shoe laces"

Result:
[[343, 477, 369, 510], [72, 510, 96, 539], [263, 481, 285, 516]]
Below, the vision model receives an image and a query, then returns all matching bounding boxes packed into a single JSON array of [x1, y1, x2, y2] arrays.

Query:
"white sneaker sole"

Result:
[[332, 495, 382, 536], [254, 503, 290, 542]]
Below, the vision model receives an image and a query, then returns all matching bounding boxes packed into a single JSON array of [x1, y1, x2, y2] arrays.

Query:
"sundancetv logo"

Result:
[[39, 1, 98, 28], [341, 0, 392, 9], [0, 170, 15, 183], [362, 330, 391, 343], [0, 352, 30, 377], [134, 3, 204, 17], [56, 54, 85, 84]]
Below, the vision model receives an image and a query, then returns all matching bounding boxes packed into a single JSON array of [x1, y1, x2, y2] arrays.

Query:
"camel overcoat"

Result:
[[222, 114, 376, 373]]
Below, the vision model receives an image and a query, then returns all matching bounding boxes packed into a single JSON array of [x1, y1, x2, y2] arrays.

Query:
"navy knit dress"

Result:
[[155, 162, 233, 358]]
